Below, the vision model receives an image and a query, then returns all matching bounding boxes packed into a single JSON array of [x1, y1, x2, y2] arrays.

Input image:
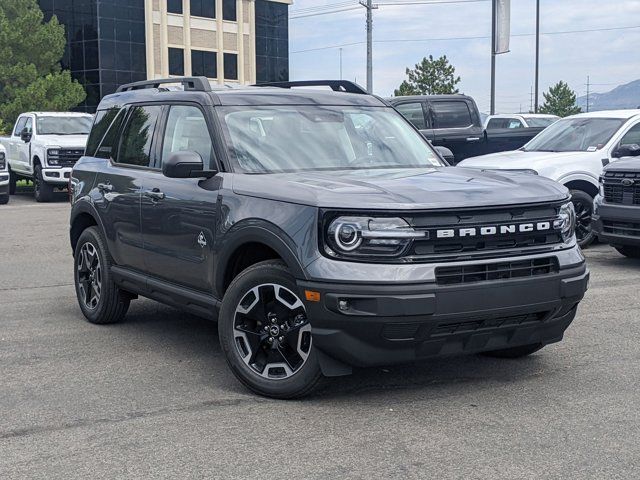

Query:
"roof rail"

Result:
[[253, 80, 368, 95], [117, 77, 212, 93]]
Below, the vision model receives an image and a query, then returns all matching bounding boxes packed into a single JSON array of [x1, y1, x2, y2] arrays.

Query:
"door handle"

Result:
[[144, 188, 165, 201], [97, 182, 113, 193], [466, 137, 481, 142]]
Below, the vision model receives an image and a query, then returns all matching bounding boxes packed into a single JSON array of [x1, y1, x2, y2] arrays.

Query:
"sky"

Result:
[[288, 0, 640, 114]]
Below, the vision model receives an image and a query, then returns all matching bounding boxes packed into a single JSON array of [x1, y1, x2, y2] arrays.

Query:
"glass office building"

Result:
[[39, 0, 292, 112]]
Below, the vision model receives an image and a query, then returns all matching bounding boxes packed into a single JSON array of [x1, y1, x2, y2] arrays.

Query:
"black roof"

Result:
[[99, 79, 389, 110], [387, 94, 474, 103]]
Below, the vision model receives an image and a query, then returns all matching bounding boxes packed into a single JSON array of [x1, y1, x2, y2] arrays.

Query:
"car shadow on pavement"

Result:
[[117, 301, 553, 401]]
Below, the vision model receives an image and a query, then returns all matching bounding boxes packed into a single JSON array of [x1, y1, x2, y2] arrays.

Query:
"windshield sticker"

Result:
[[587, 146, 597, 152]]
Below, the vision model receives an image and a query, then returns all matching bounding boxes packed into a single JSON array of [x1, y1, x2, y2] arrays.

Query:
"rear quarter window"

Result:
[[431, 101, 473, 129]]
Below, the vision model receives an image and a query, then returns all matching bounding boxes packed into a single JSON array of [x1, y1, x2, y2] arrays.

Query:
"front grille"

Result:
[[405, 203, 564, 261], [51, 148, 84, 168], [432, 312, 547, 337], [603, 171, 640, 205], [602, 221, 640, 238], [435, 257, 559, 285]]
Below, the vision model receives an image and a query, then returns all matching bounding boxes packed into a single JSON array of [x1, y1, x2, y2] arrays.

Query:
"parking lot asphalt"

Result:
[[1, 192, 639, 479]]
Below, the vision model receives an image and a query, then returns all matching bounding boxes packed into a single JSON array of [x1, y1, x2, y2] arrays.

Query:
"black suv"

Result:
[[70, 78, 589, 398], [593, 146, 640, 258]]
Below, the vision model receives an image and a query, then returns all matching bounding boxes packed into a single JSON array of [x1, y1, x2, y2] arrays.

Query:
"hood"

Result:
[[231, 167, 569, 210], [459, 150, 589, 170], [37, 134, 88, 148], [605, 157, 640, 172]]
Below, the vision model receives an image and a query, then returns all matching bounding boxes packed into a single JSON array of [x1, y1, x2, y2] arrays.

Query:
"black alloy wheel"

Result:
[[570, 190, 595, 248], [76, 241, 102, 310]]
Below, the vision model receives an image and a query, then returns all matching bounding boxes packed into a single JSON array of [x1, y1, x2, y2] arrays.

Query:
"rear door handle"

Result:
[[466, 137, 481, 142], [97, 182, 113, 193], [144, 188, 165, 201]]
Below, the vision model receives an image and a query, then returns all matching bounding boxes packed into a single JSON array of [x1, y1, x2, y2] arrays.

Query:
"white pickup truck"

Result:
[[0, 112, 93, 202], [460, 109, 640, 247]]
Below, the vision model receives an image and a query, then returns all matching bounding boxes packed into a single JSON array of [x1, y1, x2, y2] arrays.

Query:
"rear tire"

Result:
[[218, 260, 323, 399], [0, 194, 8, 205], [483, 343, 544, 359], [34, 165, 54, 203], [8, 167, 16, 195], [570, 189, 595, 248], [615, 246, 640, 259], [74, 226, 130, 324]]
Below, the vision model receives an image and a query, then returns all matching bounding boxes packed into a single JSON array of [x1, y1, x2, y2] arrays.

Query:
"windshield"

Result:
[[524, 116, 558, 128], [523, 118, 624, 152], [37, 116, 92, 135], [217, 106, 444, 173]]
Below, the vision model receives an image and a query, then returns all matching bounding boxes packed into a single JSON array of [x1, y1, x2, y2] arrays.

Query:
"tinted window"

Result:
[[431, 101, 473, 129], [224, 53, 238, 80], [95, 109, 127, 159], [191, 50, 217, 78], [191, 0, 215, 18], [223, 0, 237, 21], [87, 109, 116, 156], [13, 117, 28, 136], [117, 106, 162, 167], [169, 48, 184, 75], [395, 103, 427, 130], [162, 106, 214, 169], [487, 118, 507, 130], [168, 0, 183, 14], [619, 123, 640, 146]]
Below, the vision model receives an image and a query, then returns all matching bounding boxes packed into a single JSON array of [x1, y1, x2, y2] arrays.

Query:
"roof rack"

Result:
[[253, 80, 368, 95], [117, 77, 212, 93]]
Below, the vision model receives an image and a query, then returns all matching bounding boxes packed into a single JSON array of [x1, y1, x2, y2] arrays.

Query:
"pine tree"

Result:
[[394, 55, 461, 96], [539, 81, 582, 117], [0, 0, 86, 132]]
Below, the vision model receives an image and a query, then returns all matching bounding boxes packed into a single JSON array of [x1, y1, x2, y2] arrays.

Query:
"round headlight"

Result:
[[333, 221, 363, 251], [554, 202, 576, 242]]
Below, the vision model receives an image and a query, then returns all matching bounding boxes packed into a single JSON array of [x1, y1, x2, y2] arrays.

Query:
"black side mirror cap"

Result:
[[434, 145, 455, 165], [162, 151, 217, 179], [612, 144, 640, 158], [20, 128, 31, 143]]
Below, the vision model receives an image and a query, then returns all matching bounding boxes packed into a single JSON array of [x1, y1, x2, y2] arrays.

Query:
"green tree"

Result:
[[539, 81, 582, 117], [0, 0, 86, 131], [394, 55, 461, 96]]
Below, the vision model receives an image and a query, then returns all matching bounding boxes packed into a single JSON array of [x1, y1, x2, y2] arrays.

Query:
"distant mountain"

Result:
[[576, 79, 640, 112]]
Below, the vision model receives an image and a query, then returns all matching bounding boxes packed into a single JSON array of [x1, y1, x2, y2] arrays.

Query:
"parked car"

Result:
[[459, 110, 640, 247], [482, 114, 559, 154], [70, 77, 588, 399], [388, 94, 485, 163], [593, 144, 640, 257], [0, 145, 9, 204], [0, 112, 93, 202]]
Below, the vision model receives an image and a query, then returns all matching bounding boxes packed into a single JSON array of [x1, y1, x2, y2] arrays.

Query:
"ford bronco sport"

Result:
[[70, 78, 589, 398]]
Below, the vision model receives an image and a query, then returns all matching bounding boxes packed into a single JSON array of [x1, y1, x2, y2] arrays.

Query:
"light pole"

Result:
[[339, 48, 343, 80], [534, 0, 540, 113], [360, 0, 377, 93], [490, 0, 496, 114]]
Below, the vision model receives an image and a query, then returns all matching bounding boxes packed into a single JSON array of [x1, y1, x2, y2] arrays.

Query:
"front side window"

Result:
[[37, 116, 92, 135], [395, 103, 427, 130], [161, 105, 214, 169], [619, 123, 640, 147], [507, 119, 523, 129], [523, 118, 625, 153], [218, 106, 444, 174], [24, 117, 33, 134], [431, 101, 473, 129], [117, 106, 162, 167], [13, 117, 28, 136]]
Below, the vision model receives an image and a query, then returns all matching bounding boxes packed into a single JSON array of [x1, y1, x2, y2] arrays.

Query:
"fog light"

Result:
[[338, 300, 349, 311]]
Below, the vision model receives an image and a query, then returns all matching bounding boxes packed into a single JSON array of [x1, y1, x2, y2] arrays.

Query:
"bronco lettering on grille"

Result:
[[436, 222, 553, 239]]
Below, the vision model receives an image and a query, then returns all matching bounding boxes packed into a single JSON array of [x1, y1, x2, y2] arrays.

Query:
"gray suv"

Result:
[[69, 78, 589, 398]]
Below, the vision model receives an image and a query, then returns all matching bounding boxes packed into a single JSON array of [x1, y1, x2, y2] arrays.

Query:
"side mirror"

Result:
[[612, 144, 640, 158], [434, 145, 455, 165], [20, 127, 31, 143], [162, 151, 217, 179]]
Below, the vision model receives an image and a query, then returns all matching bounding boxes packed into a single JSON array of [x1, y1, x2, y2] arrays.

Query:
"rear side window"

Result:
[[431, 101, 473, 129], [395, 103, 427, 130], [86, 109, 120, 156], [116, 105, 162, 167], [95, 109, 127, 159], [161, 105, 214, 169], [487, 118, 507, 129]]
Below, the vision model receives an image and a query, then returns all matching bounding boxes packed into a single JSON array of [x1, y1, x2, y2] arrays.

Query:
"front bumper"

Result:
[[299, 249, 588, 369], [593, 196, 640, 247], [42, 167, 72, 185]]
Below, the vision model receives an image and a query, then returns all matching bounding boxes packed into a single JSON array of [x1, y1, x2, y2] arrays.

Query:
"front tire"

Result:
[[34, 165, 54, 203], [615, 246, 640, 259], [74, 226, 130, 324], [0, 194, 8, 205], [483, 343, 544, 359], [8, 167, 16, 195], [218, 260, 322, 399], [570, 189, 595, 248]]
